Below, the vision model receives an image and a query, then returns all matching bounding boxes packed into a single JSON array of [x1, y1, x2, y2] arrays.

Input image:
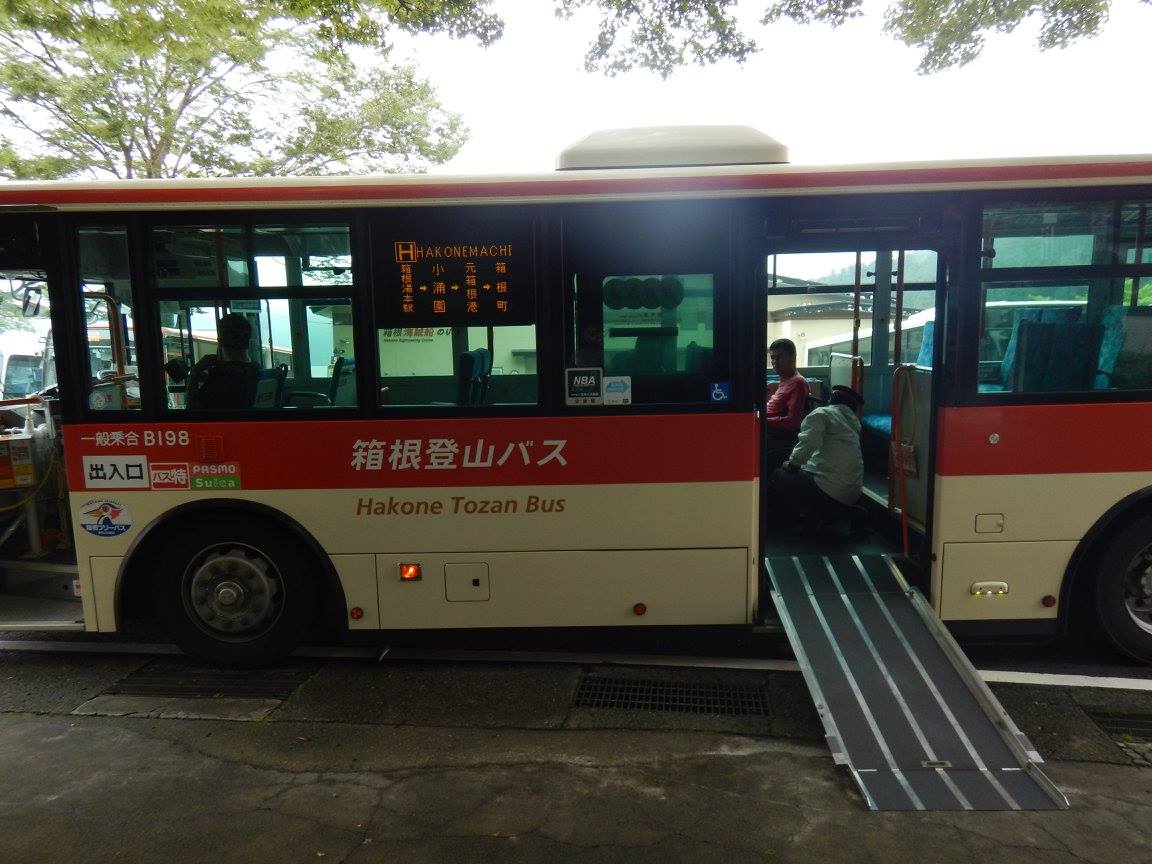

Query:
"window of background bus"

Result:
[[976, 200, 1152, 395], [564, 202, 731, 405], [153, 224, 357, 410], [79, 226, 140, 411]]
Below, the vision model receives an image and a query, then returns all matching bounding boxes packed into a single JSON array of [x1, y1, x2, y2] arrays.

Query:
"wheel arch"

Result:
[[1059, 484, 1152, 633], [115, 498, 348, 634]]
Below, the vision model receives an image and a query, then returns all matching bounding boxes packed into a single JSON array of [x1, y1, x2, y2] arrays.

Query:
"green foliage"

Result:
[[0, 0, 481, 178], [559, 0, 1138, 77], [884, 0, 1124, 73]]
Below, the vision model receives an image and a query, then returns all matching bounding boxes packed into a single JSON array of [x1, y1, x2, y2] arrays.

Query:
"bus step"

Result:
[[766, 554, 1067, 811]]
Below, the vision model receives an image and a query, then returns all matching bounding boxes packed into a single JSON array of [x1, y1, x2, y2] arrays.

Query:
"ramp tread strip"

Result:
[[790, 557, 924, 810], [764, 554, 1067, 811], [847, 556, 1021, 810], [819, 558, 974, 810]]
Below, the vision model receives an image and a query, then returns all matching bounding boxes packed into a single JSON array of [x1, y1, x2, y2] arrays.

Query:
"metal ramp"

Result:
[[767, 554, 1068, 811]]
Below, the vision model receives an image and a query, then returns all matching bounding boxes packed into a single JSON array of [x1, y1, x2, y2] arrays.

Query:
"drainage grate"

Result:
[[574, 676, 769, 717], [1085, 709, 1152, 743], [108, 659, 316, 700]]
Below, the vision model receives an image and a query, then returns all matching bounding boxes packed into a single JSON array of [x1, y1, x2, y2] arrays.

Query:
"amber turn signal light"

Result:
[[399, 563, 422, 582]]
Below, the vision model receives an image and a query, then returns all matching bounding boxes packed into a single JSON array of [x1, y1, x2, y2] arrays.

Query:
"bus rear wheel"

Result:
[[151, 518, 317, 666], [1093, 513, 1152, 665]]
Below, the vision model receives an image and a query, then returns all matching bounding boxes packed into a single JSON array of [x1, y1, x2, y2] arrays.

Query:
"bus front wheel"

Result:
[[152, 517, 318, 666], [1093, 513, 1152, 665]]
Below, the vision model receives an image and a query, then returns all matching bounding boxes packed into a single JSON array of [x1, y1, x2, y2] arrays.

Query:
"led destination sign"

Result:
[[379, 219, 535, 326]]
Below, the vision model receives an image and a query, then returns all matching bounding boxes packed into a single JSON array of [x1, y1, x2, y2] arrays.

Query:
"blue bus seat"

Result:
[[456, 348, 492, 406], [253, 363, 287, 408], [1095, 306, 1152, 390], [330, 356, 356, 406]]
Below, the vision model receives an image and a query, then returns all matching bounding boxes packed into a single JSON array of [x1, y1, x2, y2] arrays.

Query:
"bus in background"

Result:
[[0, 127, 1149, 675]]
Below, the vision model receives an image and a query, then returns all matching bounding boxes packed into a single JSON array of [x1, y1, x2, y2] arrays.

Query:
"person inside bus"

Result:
[[769, 384, 864, 533], [185, 312, 259, 409], [763, 338, 810, 460]]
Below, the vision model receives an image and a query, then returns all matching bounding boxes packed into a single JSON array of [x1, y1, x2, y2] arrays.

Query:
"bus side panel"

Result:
[[932, 404, 1152, 623]]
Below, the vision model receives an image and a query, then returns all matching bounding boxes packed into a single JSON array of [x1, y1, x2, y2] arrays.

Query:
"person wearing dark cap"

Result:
[[186, 312, 259, 409], [770, 384, 864, 531]]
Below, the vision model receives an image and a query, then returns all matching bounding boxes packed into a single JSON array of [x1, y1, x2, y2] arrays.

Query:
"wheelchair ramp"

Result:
[[767, 554, 1067, 811]]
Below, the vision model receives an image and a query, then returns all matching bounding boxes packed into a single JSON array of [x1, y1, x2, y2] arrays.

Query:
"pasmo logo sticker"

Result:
[[78, 499, 132, 537]]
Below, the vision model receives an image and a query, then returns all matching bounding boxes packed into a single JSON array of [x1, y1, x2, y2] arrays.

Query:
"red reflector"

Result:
[[349, 606, 364, 620], [633, 603, 647, 616], [1042, 594, 1057, 608], [399, 563, 422, 581]]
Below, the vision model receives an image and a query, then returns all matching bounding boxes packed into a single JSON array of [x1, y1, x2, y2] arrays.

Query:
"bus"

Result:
[[1, 126, 1151, 669]]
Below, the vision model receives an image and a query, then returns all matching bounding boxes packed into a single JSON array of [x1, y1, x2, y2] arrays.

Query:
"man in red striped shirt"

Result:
[[764, 338, 810, 460]]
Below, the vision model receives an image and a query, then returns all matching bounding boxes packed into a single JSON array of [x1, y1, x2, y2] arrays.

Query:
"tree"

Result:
[[555, 0, 1146, 75], [0, 1, 502, 179]]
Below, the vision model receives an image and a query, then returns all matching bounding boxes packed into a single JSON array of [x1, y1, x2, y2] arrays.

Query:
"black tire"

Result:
[[151, 515, 319, 666], [1093, 512, 1152, 665]]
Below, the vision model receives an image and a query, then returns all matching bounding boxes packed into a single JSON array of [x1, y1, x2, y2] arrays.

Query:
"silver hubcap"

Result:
[[183, 545, 283, 641], [1123, 547, 1152, 636]]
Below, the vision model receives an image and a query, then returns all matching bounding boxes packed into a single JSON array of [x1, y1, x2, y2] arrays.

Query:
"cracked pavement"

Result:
[[0, 651, 1150, 863]]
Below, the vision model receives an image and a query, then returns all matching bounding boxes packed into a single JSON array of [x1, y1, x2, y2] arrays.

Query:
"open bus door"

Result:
[[0, 213, 84, 631], [761, 244, 943, 565]]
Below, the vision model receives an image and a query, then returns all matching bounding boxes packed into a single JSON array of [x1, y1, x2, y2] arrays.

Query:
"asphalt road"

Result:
[[1, 636, 1151, 863]]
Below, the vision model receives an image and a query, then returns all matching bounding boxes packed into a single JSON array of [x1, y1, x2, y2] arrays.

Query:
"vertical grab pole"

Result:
[[851, 251, 863, 392], [1132, 203, 1147, 308], [892, 250, 906, 365]]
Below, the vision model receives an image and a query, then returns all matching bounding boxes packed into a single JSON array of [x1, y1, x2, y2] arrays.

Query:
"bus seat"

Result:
[[998, 306, 1082, 391], [456, 347, 492, 406], [684, 341, 713, 374], [1095, 306, 1152, 389], [631, 332, 673, 374], [1005, 320, 1097, 392], [253, 364, 287, 408], [330, 357, 356, 406], [914, 319, 934, 367]]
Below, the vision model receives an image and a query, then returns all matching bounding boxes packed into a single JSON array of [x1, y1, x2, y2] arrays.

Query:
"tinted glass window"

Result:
[[565, 203, 730, 405], [158, 298, 355, 410], [377, 324, 537, 406], [982, 200, 1151, 268], [79, 226, 140, 411]]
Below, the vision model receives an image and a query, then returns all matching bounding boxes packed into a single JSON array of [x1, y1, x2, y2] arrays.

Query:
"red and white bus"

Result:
[[1, 126, 1151, 666]]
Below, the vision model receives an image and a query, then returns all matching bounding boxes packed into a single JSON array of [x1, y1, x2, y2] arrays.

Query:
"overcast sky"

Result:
[[391, 0, 1152, 174]]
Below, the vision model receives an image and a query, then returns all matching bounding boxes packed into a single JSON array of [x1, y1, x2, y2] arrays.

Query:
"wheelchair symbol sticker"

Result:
[[710, 382, 730, 402]]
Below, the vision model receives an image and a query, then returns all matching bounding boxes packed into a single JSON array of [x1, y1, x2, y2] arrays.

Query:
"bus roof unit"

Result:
[[556, 125, 790, 170]]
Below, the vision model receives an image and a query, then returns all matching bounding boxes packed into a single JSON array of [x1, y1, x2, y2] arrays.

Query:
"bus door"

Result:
[[761, 242, 946, 563], [0, 214, 85, 630]]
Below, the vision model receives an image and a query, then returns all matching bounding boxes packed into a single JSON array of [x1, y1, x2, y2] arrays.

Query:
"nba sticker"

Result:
[[78, 499, 133, 537]]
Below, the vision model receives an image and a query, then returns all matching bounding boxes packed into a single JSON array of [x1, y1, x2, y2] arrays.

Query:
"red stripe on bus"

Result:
[[5, 161, 1152, 207], [64, 413, 759, 492], [936, 404, 1152, 476]]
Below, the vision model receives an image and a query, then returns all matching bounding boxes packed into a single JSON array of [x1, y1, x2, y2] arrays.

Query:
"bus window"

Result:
[[569, 272, 716, 383], [253, 224, 353, 288], [977, 281, 1152, 394], [153, 225, 248, 289], [564, 202, 731, 405], [158, 298, 354, 409], [78, 226, 139, 411], [768, 252, 876, 368], [977, 198, 1152, 395], [377, 324, 538, 406]]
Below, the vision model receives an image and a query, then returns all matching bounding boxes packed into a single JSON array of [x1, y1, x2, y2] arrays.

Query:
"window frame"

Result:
[[557, 200, 739, 413], [957, 186, 1152, 407]]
